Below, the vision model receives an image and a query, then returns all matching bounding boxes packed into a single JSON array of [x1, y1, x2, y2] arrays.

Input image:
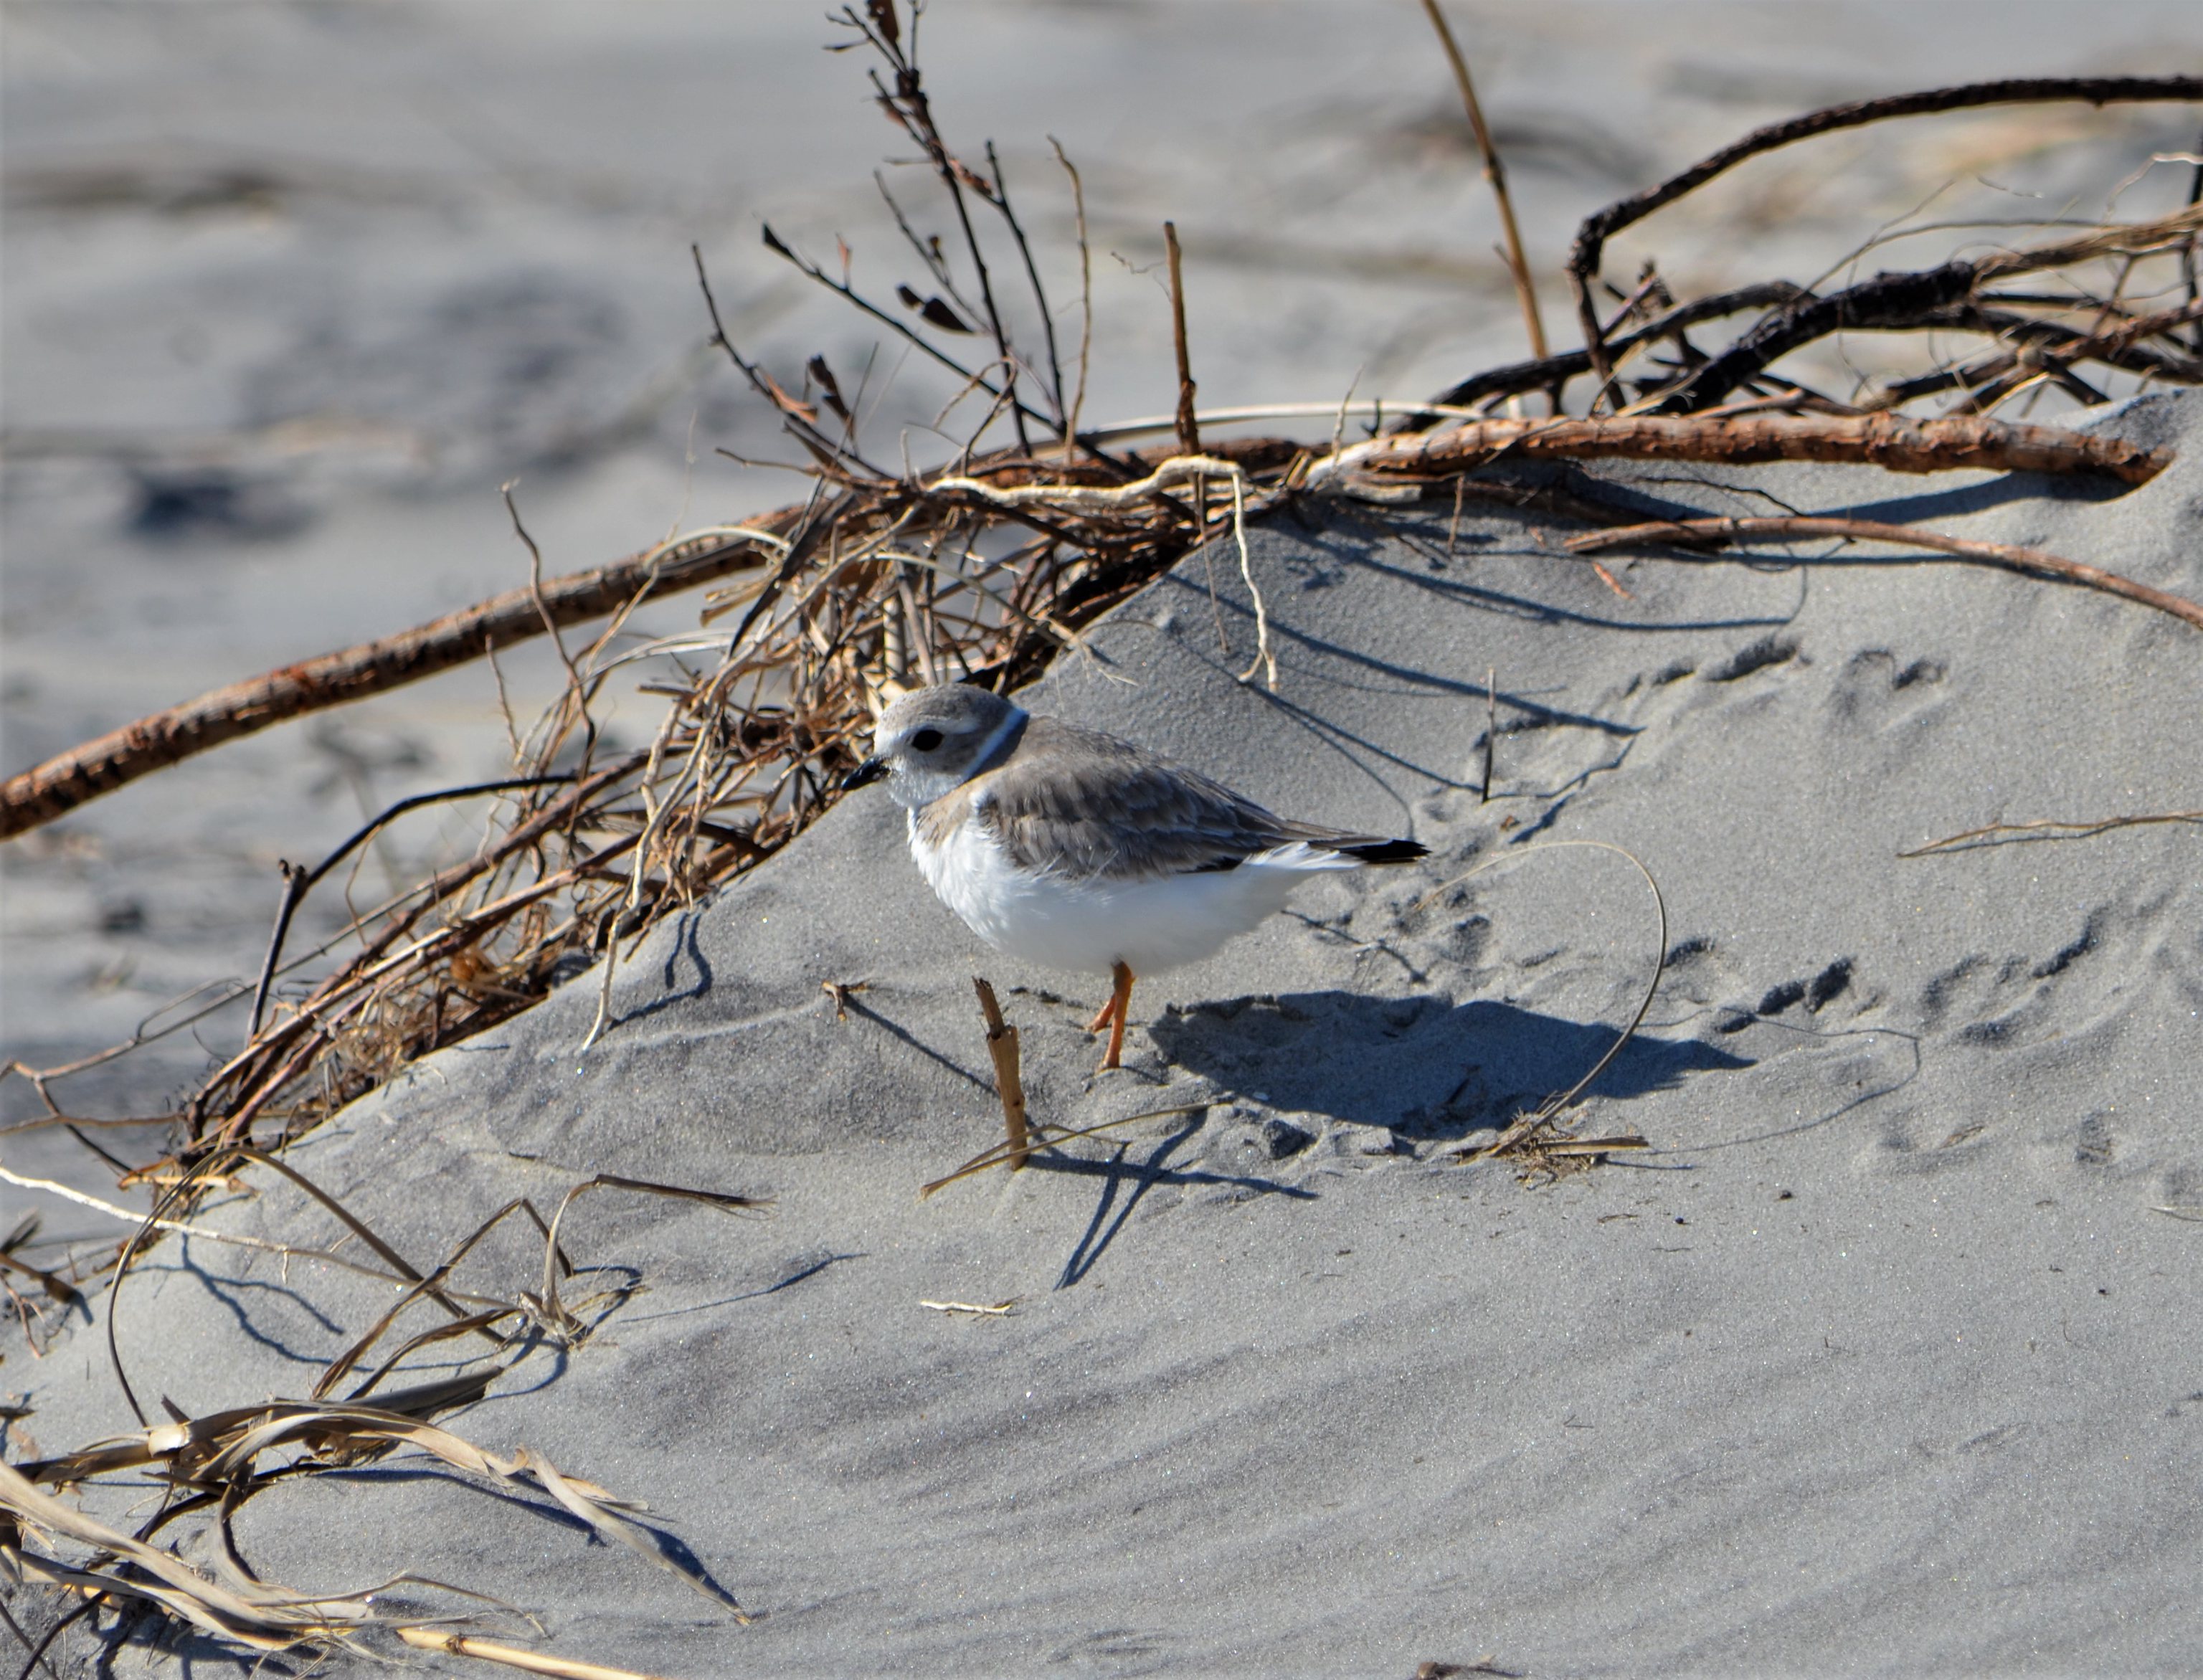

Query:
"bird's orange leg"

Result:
[[1099, 960, 1134, 1071], [1085, 990, 1120, 1033]]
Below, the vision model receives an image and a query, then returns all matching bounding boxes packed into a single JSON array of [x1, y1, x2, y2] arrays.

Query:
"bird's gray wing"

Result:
[[960, 719, 1388, 881]]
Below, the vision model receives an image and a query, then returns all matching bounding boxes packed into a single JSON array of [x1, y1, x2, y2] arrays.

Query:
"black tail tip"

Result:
[[1345, 838, 1429, 865]]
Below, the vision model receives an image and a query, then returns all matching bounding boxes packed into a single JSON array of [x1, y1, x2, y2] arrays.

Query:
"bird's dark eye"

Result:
[[909, 728, 944, 752]]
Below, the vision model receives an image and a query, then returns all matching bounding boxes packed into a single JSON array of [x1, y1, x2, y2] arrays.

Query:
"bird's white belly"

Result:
[[911, 813, 1342, 976]]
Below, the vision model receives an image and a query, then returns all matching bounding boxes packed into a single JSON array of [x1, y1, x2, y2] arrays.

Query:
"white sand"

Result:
[[10, 391, 2201, 1676]]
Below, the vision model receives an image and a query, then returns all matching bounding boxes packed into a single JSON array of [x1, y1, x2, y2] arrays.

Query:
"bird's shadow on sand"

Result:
[[1148, 990, 1751, 1139]]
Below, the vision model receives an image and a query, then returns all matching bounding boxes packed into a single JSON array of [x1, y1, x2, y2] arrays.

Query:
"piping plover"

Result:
[[841, 683, 1428, 1070]]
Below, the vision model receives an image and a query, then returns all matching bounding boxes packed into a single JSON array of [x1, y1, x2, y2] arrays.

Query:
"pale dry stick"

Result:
[[1419, 0, 1549, 366], [1163, 221, 1200, 455], [1307, 412, 2174, 489], [1229, 473, 1276, 690], [1330, 365, 1367, 461], [579, 715, 688, 1054], [1565, 515, 2203, 634], [920, 1299, 1016, 1316], [971, 979, 1031, 1169], [0, 1162, 420, 1287], [1900, 809, 2203, 856], [929, 452, 1252, 511], [397, 1629, 676, 1680]]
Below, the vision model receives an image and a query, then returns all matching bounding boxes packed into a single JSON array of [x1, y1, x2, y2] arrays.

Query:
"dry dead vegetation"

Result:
[[4, 4, 2203, 1671]]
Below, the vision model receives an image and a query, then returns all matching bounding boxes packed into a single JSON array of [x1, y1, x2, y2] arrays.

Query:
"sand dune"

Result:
[[11, 391, 2199, 1676]]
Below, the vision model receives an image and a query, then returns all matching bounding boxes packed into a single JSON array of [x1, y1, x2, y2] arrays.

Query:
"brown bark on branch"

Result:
[[0, 526, 790, 840], [1568, 75, 2203, 403], [1337, 413, 2173, 485], [1, 415, 2169, 845], [1565, 516, 2203, 634]]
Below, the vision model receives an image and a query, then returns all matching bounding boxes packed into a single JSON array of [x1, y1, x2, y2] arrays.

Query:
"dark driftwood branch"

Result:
[[1340, 413, 2173, 485], [1657, 205, 2203, 411], [1565, 515, 2203, 633], [1408, 280, 1813, 422], [0, 527, 781, 840], [1568, 75, 2203, 402], [1867, 299, 2203, 408]]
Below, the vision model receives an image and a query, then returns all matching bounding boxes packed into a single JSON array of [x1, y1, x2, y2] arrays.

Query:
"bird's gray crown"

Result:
[[859, 683, 1027, 809]]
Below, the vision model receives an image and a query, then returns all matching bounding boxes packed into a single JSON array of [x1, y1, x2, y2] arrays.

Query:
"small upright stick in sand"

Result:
[[972, 978, 1031, 1169], [1164, 220, 1200, 456], [1482, 667, 1498, 802]]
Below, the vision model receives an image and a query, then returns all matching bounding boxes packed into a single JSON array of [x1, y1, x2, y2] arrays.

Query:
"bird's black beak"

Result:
[[840, 754, 887, 792]]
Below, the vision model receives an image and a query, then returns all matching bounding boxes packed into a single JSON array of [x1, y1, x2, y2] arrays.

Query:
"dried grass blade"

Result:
[[161, 1400, 738, 1616], [312, 1196, 554, 1397], [0, 1458, 363, 1647], [536, 1176, 769, 1334], [341, 1309, 519, 1405], [398, 1628, 680, 1680], [512, 1446, 749, 1620]]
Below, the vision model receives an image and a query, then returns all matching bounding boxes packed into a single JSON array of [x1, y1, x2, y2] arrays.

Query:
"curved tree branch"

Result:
[[1568, 75, 2203, 405]]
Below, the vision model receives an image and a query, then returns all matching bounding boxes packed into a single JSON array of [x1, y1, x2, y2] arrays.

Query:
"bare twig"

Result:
[[1050, 137, 1094, 462], [1566, 515, 2203, 633], [987, 140, 1067, 427], [1900, 809, 2203, 856], [1164, 222, 1200, 456], [1654, 203, 2203, 412], [0, 527, 775, 839], [1418, 0, 1548, 364], [1412, 281, 1811, 419]]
